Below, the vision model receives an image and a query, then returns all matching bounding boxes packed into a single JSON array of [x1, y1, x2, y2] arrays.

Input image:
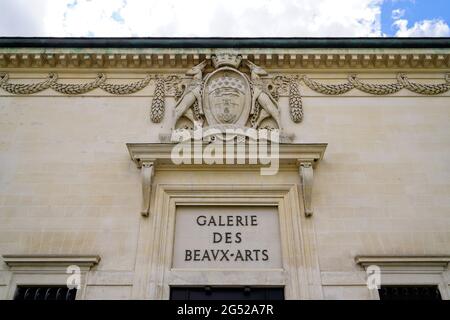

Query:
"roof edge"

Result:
[[0, 37, 449, 49]]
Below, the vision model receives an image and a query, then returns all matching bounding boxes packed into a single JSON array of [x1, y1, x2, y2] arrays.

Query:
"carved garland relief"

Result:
[[1, 59, 450, 127]]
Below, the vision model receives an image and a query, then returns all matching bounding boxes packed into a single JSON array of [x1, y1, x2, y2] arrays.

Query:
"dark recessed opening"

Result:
[[13, 286, 77, 301], [170, 286, 284, 300], [378, 285, 441, 301]]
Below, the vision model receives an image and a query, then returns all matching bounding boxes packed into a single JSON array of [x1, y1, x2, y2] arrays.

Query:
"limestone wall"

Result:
[[0, 69, 449, 299]]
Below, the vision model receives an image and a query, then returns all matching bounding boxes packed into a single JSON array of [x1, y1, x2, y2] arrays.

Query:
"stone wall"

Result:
[[0, 68, 449, 299]]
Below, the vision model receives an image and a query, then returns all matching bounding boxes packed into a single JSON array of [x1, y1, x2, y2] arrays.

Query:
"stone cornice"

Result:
[[0, 49, 449, 69], [355, 256, 450, 269], [126, 142, 327, 168], [1, 37, 449, 49], [1, 72, 449, 97], [2, 254, 101, 269], [127, 142, 327, 217]]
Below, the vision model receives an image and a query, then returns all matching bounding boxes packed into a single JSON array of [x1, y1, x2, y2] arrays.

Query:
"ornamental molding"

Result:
[[0, 72, 181, 96], [170, 55, 282, 133], [2, 68, 449, 127], [2, 72, 448, 98], [271, 73, 450, 98], [355, 256, 450, 272], [126, 142, 326, 168], [2, 254, 101, 270], [269, 73, 450, 123], [127, 142, 327, 217], [0, 50, 449, 69]]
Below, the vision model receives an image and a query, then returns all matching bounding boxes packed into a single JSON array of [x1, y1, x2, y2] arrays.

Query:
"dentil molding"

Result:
[[0, 51, 449, 69]]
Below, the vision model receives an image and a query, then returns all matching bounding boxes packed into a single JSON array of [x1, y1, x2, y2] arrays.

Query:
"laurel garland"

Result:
[[297, 73, 450, 96], [50, 73, 106, 95], [266, 73, 450, 123], [98, 75, 153, 95], [2, 72, 448, 97], [1, 72, 449, 126], [348, 74, 404, 95], [289, 79, 303, 123], [0, 73, 57, 94], [150, 78, 165, 123], [302, 75, 353, 95], [397, 73, 450, 95], [0, 72, 164, 95]]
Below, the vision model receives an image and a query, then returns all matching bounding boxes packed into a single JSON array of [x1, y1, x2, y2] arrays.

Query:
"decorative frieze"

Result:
[[270, 73, 450, 97], [1, 70, 449, 128], [0, 72, 183, 96], [2, 72, 449, 98], [0, 51, 449, 69]]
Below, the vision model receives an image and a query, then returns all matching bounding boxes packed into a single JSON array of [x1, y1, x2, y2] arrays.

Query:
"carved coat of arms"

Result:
[[173, 54, 280, 133], [203, 67, 251, 126]]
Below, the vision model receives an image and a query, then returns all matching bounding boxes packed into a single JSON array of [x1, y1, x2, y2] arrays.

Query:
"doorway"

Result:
[[170, 286, 284, 300]]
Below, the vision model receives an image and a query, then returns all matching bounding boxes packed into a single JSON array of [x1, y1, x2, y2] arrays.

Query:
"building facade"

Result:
[[0, 38, 449, 300]]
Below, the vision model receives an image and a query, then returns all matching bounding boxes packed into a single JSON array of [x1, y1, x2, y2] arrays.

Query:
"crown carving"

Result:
[[207, 76, 245, 93], [211, 54, 242, 69]]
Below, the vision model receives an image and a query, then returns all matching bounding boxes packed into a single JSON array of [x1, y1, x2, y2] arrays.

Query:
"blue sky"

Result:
[[0, 0, 449, 37], [381, 0, 450, 36]]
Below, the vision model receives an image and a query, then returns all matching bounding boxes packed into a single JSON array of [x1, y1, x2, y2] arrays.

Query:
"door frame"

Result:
[[132, 183, 322, 300]]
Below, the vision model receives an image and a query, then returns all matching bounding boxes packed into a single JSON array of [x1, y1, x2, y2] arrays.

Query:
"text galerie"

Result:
[[170, 127, 280, 175], [185, 214, 269, 263]]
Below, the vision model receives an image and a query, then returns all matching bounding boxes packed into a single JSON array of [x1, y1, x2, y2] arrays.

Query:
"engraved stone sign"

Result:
[[173, 206, 282, 269]]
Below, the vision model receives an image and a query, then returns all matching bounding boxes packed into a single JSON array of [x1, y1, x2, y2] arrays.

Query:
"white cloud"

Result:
[[391, 8, 405, 20], [1, 0, 384, 37], [0, 0, 49, 36], [394, 19, 450, 37]]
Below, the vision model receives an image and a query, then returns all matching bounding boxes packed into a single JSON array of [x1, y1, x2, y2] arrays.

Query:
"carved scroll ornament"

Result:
[[298, 162, 314, 217], [140, 162, 154, 217]]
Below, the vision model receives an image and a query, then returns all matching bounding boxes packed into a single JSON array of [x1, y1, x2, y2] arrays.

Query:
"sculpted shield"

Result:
[[203, 67, 251, 127]]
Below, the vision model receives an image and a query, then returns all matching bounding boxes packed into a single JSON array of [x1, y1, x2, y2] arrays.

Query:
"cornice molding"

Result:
[[1, 37, 449, 49], [2, 254, 101, 269], [355, 256, 450, 269], [0, 51, 449, 69], [126, 142, 327, 168], [127, 142, 327, 217]]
